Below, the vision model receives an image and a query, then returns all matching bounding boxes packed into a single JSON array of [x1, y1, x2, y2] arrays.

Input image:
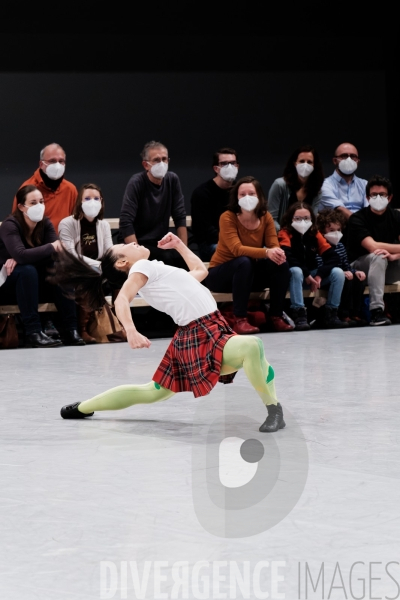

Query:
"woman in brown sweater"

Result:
[[203, 176, 293, 334]]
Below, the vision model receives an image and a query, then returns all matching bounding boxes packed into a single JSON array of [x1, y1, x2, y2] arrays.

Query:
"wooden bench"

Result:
[[3, 285, 400, 315], [2, 216, 400, 314]]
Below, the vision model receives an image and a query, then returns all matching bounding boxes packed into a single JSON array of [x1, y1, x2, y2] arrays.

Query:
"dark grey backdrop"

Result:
[[0, 71, 389, 221], [0, 35, 397, 221]]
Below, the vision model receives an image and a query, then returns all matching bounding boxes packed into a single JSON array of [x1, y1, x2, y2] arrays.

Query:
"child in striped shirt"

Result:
[[316, 209, 367, 326]]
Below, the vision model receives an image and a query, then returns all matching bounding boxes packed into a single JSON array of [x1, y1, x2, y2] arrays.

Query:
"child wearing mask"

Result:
[[316, 208, 367, 326], [278, 202, 348, 330]]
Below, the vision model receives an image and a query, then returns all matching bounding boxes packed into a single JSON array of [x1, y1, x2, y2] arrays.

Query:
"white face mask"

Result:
[[82, 200, 102, 219], [44, 162, 65, 180], [25, 203, 45, 223], [148, 161, 168, 179], [369, 195, 389, 212], [296, 163, 314, 178], [238, 195, 258, 212], [338, 157, 358, 175], [291, 219, 312, 235], [219, 164, 238, 182], [324, 231, 343, 245]]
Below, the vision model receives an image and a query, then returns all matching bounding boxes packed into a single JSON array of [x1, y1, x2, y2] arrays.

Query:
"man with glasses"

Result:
[[191, 147, 239, 261], [347, 175, 399, 325], [11, 143, 77, 232], [317, 142, 368, 218], [119, 140, 187, 268]]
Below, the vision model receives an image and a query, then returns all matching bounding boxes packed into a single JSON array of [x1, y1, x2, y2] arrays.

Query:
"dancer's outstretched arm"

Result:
[[114, 271, 152, 349]]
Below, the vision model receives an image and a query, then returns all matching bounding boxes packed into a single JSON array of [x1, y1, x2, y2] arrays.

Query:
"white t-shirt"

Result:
[[129, 260, 217, 326]]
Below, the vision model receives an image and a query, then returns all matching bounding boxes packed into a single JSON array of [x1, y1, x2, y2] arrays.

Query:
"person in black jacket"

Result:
[[191, 147, 239, 261], [0, 185, 84, 347], [347, 175, 400, 326], [278, 201, 348, 330]]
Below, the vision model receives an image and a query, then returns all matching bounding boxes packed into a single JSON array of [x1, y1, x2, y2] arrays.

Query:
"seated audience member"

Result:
[[11, 143, 77, 233], [278, 202, 347, 330], [11, 143, 78, 337], [58, 183, 113, 343], [268, 145, 324, 231], [317, 142, 368, 218], [191, 147, 239, 261], [316, 209, 367, 326], [347, 175, 400, 326], [203, 176, 293, 334], [118, 140, 187, 269], [0, 185, 84, 347]]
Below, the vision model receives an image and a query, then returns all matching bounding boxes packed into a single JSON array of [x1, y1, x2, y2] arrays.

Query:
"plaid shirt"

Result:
[[152, 310, 237, 398]]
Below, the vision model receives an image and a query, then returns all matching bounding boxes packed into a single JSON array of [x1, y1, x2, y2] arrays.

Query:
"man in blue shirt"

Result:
[[317, 142, 368, 218]]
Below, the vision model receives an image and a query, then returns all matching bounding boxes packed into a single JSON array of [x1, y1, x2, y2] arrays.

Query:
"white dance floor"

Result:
[[1, 325, 400, 599]]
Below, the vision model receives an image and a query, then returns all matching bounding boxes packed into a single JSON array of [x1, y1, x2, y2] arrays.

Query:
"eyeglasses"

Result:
[[369, 193, 389, 199], [293, 217, 311, 222], [146, 157, 170, 164], [335, 153, 359, 161], [42, 159, 66, 165], [218, 161, 238, 167], [83, 196, 101, 202]]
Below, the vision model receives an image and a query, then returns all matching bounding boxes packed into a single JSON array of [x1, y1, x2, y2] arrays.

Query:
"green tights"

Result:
[[78, 335, 278, 414]]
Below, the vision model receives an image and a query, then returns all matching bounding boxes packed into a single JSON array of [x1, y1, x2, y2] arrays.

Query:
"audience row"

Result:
[[0, 140, 397, 347]]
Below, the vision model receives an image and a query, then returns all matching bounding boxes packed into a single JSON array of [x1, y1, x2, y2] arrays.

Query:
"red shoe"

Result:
[[247, 311, 267, 327], [233, 317, 260, 335], [269, 316, 294, 332]]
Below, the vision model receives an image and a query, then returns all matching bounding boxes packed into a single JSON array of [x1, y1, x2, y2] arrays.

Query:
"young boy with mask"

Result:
[[316, 208, 367, 326]]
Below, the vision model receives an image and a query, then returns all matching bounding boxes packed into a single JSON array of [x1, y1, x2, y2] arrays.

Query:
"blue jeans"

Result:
[[289, 266, 345, 309]]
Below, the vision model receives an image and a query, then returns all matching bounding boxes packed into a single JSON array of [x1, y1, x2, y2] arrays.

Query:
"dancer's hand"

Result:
[[127, 328, 151, 349], [157, 232, 181, 250]]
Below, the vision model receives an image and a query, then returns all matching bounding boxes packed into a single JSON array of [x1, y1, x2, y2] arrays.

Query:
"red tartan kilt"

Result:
[[152, 310, 237, 398]]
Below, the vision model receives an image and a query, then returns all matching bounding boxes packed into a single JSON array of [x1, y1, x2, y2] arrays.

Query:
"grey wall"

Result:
[[0, 70, 389, 222]]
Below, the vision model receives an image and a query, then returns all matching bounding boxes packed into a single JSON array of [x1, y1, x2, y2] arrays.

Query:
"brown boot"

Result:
[[78, 306, 97, 344], [232, 316, 260, 335]]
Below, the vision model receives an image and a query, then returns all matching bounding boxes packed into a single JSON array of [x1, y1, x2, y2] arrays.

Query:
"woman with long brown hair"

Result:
[[0, 185, 84, 347], [203, 176, 293, 334], [58, 182, 113, 342]]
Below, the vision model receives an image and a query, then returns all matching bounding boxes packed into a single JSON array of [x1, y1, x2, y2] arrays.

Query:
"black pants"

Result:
[[338, 276, 366, 318], [0, 261, 78, 335], [203, 256, 290, 317]]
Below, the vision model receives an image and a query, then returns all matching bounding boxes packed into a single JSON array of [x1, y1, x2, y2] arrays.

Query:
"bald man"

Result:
[[12, 143, 78, 232], [317, 142, 368, 218]]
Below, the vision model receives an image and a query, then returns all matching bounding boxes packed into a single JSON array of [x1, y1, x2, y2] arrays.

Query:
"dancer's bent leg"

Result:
[[77, 382, 175, 414], [220, 335, 278, 406]]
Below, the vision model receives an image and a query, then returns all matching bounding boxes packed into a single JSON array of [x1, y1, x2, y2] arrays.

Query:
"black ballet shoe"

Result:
[[61, 402, 94, 419], [259, 402, 286, 433]]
